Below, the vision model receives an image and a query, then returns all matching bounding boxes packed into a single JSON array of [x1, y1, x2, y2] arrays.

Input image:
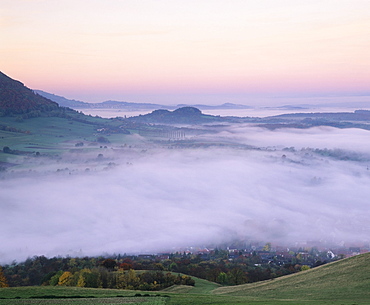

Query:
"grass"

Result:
[[0, 297, 166, 305], [162, 275, 220, 295], [213, 252, 370, 303], [0, 287, 299, 305], [0, 287, 166, 305], [1, 253, 370, 304], [0, 116, 100, 152]]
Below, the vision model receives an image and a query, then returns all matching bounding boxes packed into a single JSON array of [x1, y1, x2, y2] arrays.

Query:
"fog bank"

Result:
[[1, 126, 370, 263]]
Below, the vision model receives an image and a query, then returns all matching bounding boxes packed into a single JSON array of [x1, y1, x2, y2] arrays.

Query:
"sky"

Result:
[[1, 0, 370, 105]]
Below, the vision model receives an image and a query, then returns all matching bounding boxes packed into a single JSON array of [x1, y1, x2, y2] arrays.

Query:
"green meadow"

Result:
[[0, 114, 135, 167]]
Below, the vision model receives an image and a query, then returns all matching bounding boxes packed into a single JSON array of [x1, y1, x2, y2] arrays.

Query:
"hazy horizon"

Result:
[[34, 90, 370, 108]]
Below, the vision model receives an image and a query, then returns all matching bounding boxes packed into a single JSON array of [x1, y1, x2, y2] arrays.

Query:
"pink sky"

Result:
[[1, 0, 370, 105]]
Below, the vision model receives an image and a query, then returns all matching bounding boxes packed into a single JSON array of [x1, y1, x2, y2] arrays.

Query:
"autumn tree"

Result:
[[49, 271, 63, 286], [76, 269, 91, 287], [0, 267, 9, 287], [58, 271, 74, 286], [126, 269, 139, 289], [81, 269, 102, 288], [116, 269, 140, 290]]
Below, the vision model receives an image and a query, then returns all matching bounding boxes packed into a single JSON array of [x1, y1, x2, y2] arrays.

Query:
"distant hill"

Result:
[[214, 252, 370, 302], [128, 106, 223, 124], [0, 72, 60, 115], [176, 102, 252, 110], [98, 100, 166, 110]]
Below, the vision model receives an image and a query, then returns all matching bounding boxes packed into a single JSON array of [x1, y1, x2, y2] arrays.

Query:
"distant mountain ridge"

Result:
[[35, 90, 171, 110], [35, 90, 252, 111]]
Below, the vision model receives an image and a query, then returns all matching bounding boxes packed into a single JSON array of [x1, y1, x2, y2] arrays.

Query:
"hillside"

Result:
[[0, 72, 137, 158], [213, 252, 370, 302], [0, 72, 60, 115]]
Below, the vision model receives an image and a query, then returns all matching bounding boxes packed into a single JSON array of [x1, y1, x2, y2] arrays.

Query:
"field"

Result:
[[1, 253, 370, 304], [0, 114, 134, 167], [0, 115, 121, 151]]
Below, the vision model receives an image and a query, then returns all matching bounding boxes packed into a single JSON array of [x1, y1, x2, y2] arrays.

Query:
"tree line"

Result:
[[48, 268, 194, 291], [0, 250, 319, 289]]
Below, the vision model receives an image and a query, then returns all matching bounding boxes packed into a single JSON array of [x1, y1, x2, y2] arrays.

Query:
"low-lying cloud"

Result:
[[1, 126, 370, 263]]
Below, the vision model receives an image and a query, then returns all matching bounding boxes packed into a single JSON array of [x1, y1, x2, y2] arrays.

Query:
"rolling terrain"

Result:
[[1, 72, 370, 304], [1, 253, 370, 304]]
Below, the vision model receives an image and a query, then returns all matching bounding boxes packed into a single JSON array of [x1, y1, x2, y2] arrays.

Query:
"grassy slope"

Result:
[[213, 252, 370, 303], [162, 276, 220, 295]]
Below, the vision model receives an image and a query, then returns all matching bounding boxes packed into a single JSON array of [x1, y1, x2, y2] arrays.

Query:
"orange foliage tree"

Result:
[[0, 267, 9, 287]]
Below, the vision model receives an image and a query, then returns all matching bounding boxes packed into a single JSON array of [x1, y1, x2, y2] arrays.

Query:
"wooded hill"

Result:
[[0, 72, 61, 116]]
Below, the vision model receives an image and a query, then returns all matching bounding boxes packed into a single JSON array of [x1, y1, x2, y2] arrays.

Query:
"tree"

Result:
[[58, 271, 73, 286], [101, 259, 116, 271], [116, 270, 127, 289], [263, 242, 271, 252], [76, 269, 91, 287], [49, 271, 63, 286], [227, 268, 248, 285], [169, 262, 178, 272], [180, 275, 195, 286], [216, 272, 227, 284], [97, 136, 109, 144], [2, 146, 11, 154], [126, 269, 139, 289], [0, 267, 9, 287], [85, 269, 102, 288], [119, 262, 132, 270], [301, 265, 311, 271]]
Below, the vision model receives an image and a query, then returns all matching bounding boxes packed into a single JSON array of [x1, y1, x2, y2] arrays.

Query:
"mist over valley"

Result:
[[1, 114, 370, 263]]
